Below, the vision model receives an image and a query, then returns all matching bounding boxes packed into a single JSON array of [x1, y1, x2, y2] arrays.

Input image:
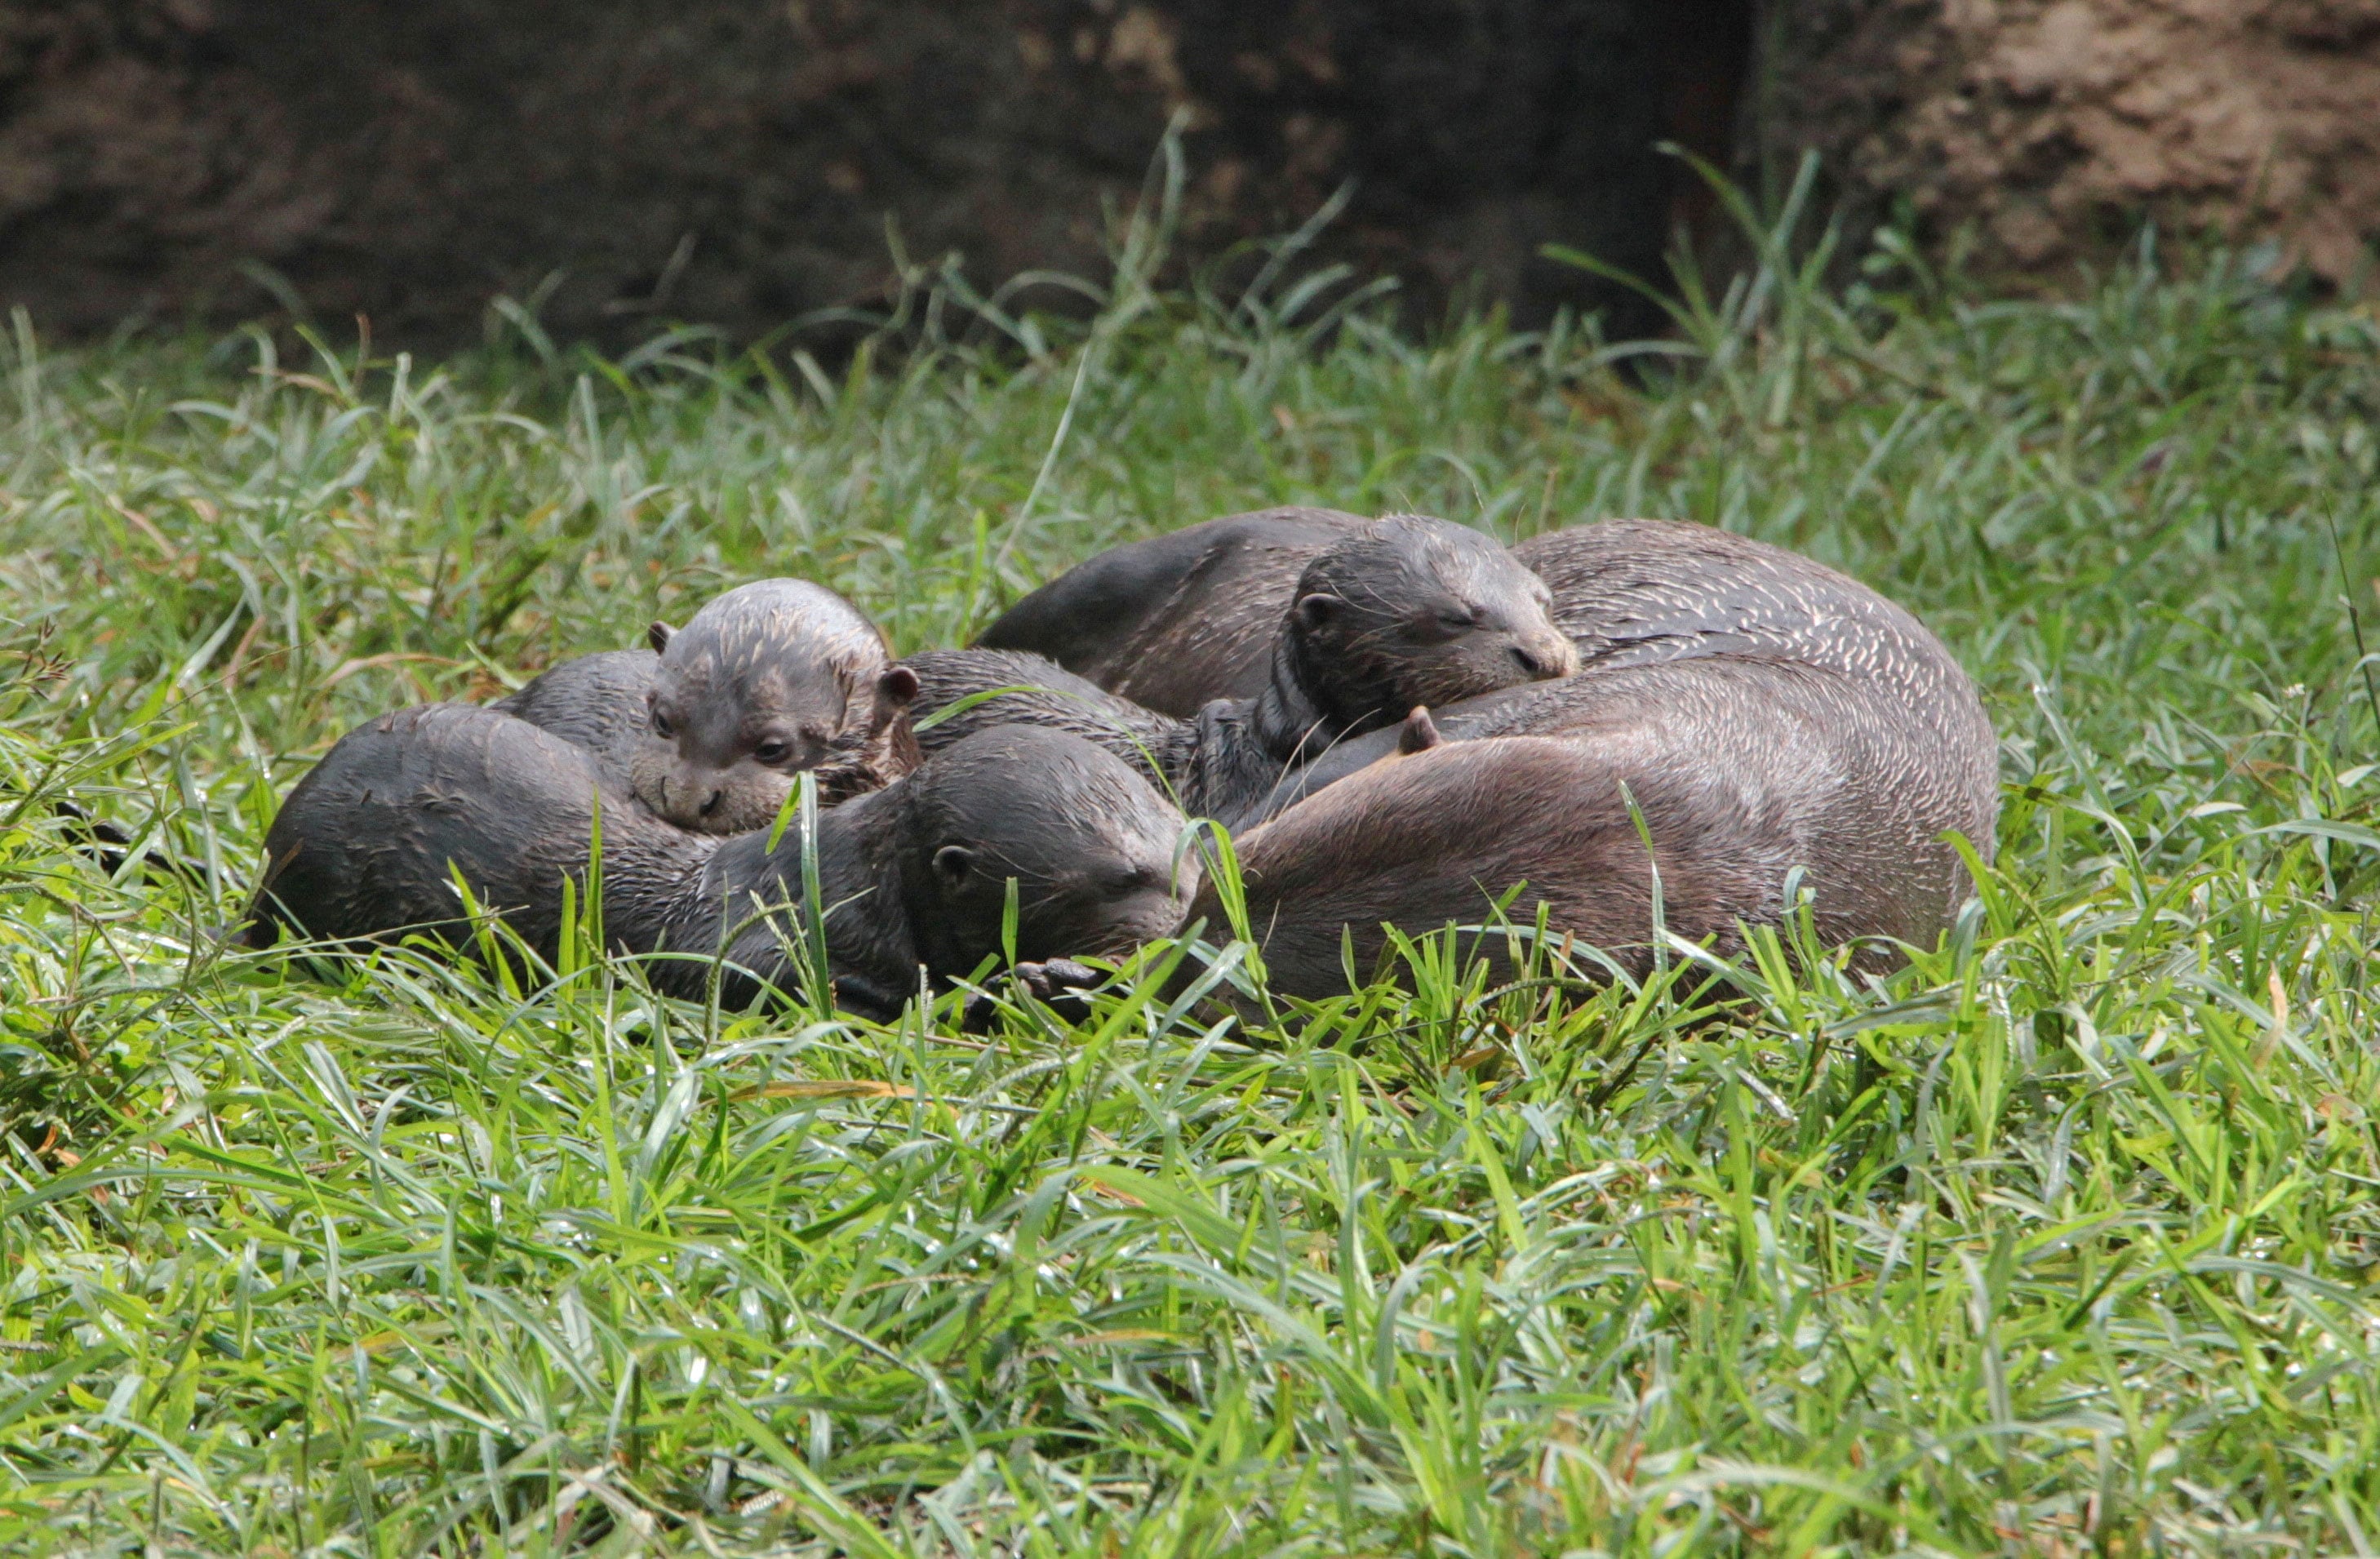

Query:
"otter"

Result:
[[975, 509, 1570, 718], [242, 704, 1192, 1019], [912, 513, 1577, 820], [1195, 520, 2000, 993], [494, 579, 921, 832], [491, 648, 662, 780], [1190, 660, 1994, 1002], [979, 506, 1371, 715], [1257, 518, 1998, 813]]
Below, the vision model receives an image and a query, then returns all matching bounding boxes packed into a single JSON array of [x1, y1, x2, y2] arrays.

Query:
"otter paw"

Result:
[[958, 959, 1106, 1033]]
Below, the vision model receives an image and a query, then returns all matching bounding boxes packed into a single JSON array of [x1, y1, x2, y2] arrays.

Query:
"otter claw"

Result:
[[958, 959, 1106, 1033]]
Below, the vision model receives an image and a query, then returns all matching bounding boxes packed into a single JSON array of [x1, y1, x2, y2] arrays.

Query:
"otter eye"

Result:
[[651, 709, 675, 739], [1436, 607, 1477, 630], [753, 738, 793, 765]]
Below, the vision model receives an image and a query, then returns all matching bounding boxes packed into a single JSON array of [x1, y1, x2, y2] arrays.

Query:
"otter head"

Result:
[[628, 579, 921, 833], [895, 726, 1195, 973], [1278, 514, 1575, 741]]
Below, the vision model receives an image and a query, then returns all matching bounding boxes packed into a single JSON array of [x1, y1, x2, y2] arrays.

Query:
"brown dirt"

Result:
[[1769, 0, 2380, 285]]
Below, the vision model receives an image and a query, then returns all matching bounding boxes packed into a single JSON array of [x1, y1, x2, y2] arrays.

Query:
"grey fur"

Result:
[[491, 649, 660, 785], [629, 578, 915, 832], [243, 705, 1191, 1019]]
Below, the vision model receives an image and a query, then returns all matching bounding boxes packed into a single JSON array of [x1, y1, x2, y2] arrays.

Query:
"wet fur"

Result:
[[629, 579, 916, 831], [243, 705, 1190, 1019]]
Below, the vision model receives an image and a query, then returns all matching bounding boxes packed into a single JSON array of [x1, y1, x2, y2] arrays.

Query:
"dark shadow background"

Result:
[[0, 1, 1759, 346]]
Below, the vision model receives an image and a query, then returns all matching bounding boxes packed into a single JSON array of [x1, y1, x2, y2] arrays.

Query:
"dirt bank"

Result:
[[1769, 0, 2380, 284]]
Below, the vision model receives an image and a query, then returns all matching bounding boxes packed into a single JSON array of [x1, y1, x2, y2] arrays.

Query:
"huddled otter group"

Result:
[[246, 509, 1997, 1013]]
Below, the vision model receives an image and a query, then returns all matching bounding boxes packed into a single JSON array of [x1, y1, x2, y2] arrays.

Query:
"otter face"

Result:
[[905, 726, 1195, 970], [1289, 515, 1577, 735], [626, 580, 917, 833]]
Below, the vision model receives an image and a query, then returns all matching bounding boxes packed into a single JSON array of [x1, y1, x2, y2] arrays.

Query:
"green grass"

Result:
[[2, 221, 2379, 1556]]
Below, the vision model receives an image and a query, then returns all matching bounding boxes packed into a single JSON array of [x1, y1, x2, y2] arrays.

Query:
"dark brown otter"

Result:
[[1259, 518, 1998, 812], [979, 506, 1367, 715], [913, 513, 1576, 819], [1193, 666, 1993, 1002], [1205, 519, 2001, 993], [242, 704, 1192, 1019], [978, 509, 1572, 718], [495, 580, 921, 832], [491, 647, 663, 780]]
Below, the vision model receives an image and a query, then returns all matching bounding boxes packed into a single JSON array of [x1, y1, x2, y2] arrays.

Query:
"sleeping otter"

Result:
[[495, 579, 920, 833], [1191, 655, 1996, 1001], [1257, 518, 1997, 810], [913, 513, 1575, 819], [1196, 520, 2000, 994], [979, 506, 1373, 715], [242, 704, 1192, 1019]]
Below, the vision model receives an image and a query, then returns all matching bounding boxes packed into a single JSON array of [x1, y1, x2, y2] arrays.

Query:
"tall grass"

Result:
[[0, 217, 2376, 1553]]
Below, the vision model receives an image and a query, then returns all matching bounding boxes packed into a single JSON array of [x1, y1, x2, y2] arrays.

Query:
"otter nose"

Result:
[[1532, 630, 1579, 679], [698, 788, 726, 818], [1509, 639, 1563, 679]]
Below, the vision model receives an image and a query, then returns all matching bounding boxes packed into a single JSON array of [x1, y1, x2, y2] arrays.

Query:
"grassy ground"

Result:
[[2, 224, 2378, 1555]]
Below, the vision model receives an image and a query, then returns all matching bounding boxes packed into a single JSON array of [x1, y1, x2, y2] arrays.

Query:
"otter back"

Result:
[[1200, 655, 1992, 1002], [979, 507, 1365, 716]]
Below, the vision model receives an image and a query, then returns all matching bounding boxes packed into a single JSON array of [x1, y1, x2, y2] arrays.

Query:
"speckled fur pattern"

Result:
[[629, 578, 917, 832], [243, 705, 1192, 1019], [1223, 518, 2001, 990]]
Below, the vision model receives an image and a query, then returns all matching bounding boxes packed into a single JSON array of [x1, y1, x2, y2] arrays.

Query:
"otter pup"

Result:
[[495, 579, 921, 832], [243, 705, 1192, 1019], [913, 513, 1577, 820], [1191, 660, 1993, 1002]]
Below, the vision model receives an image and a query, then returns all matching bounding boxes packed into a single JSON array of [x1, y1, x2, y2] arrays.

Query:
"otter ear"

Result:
[[646, 620, 675, 653], [932, 844, 975, 888], [1294, 593, 1346, 633], [875, 665, 921, 709], [1397, 706, 1443, 755]]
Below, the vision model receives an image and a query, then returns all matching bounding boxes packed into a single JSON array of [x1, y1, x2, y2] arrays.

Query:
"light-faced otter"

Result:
[[1192, 658, 1994, 1002], [913, 513, 1577, 820], [494, 579, 921, 831], [975, 511, 1570, 718], [242, 704, 1192, 1019]]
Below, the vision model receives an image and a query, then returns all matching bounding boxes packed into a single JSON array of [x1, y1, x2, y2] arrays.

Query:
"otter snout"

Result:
[[653, 764, 787, 834], [1509, 628, 1578, 682]]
